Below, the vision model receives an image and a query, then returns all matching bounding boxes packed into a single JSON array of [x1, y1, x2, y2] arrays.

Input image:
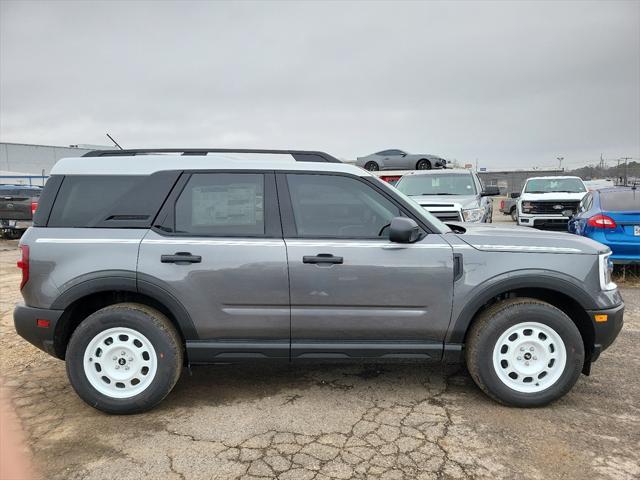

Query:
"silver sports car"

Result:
[[355, 149, 447, 171]]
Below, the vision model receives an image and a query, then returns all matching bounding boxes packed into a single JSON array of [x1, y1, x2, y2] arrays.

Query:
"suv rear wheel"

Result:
[[465, 298, 584, 407], [66, 303, 183, 414]]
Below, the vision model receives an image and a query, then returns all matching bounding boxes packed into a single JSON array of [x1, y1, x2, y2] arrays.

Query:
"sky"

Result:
[[1, 0, 639, 170]]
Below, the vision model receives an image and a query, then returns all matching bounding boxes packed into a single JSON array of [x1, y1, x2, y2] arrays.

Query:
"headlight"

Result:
[[599, 252, 616, 291], [462, 208, 483, 222], [521, 201, 532, 213]]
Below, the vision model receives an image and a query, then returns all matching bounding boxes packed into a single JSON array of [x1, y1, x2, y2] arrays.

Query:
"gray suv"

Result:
[[14, 149, 624, 414], [395, 169, 499, 223]]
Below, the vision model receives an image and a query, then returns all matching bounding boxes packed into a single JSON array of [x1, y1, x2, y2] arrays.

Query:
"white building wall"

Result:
[[0, 142, 94, 176]]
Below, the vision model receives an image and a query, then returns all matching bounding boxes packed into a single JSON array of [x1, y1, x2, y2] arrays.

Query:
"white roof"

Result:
[[525, 176, 583, 181], [403, 168, 472, 176], [50, 153, 370, 177]]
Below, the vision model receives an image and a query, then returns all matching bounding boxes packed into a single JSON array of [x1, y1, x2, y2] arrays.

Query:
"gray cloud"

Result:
[[1, 0, 638, 169]]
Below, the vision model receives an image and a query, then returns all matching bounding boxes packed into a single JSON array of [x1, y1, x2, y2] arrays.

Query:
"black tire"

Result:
[[364, 161, 379, 171], [66, 303, 183, 414], [416, 159, 432, 170], [510, 207, 517, 222], [465, 298, 584, 407]]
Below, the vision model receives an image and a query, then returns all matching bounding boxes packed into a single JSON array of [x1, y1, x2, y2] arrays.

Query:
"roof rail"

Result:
[[82, 148, 342, 163]]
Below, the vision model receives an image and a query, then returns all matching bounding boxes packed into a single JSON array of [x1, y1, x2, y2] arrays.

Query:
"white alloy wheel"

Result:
[[492, 322, 567, 393], [83, 327, 158, 399]]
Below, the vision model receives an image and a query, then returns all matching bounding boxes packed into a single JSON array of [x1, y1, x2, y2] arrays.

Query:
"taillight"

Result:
[[587, 214, 617, 229], [31, 201, 38, 216], [17, 245, 29, 289], [500, 200, 505, 209]]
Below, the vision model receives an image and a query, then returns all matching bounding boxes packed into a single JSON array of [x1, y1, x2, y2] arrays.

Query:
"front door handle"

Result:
[[303, 253, 343, 265], [161, 252, 202, 264]]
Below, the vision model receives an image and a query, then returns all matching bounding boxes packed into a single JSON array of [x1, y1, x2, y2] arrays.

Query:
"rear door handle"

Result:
[[161, 252, 202, 264], [303, 253, 343, 265]]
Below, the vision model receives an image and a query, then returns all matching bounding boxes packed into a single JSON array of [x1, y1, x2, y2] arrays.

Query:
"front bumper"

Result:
[[14, 303, 63, 357], [587, 302, 624, 363], [518, 214, 569, 231]]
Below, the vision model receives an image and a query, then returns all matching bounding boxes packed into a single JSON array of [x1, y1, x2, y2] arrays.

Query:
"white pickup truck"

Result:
[[517, 176, 588, 230]]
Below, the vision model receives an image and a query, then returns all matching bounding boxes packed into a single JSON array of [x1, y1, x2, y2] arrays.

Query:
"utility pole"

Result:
[[616, 159, 622, 185], [620, 157, 632, 186], [556, 156, 564, 171]]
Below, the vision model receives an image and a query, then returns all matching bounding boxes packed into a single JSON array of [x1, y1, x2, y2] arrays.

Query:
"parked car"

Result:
[[499, 193, 519, 221], [517, 176, 588, 230], [15, 148, 623, 413], [356, 149, 447, 171], [394, 169, 499, 223], [0, 185, 41, 239], [568, 187, 639, 264], [584, 179, 615, 191]]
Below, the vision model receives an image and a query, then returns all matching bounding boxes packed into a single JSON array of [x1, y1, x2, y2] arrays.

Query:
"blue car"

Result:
[[568, 187, 640, 264]]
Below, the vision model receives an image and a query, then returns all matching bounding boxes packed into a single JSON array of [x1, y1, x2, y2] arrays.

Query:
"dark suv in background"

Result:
[[0, 185, 41, 238]]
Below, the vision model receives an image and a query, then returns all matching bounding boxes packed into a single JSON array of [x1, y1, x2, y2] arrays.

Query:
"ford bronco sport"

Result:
[[14, 149, 624, 414]]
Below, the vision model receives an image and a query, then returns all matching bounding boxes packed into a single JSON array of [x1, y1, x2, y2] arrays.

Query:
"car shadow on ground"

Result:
[[161, 361, 474, 411]]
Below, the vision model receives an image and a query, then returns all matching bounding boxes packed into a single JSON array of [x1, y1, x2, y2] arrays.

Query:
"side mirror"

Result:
[[510, 192, 521, 199], [481, 186, 500, 196], [389, 217, 421, 243]]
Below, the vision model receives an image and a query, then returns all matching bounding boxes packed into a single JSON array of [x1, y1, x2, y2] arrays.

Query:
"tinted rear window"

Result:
[[600, 190, 640, 211], [48, 176, 144, 227], [0, 187, 40, 196]]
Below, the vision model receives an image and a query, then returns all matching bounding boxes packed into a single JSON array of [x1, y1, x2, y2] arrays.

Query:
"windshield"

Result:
[[369, 176, 451, 233], [396, 173, 477, 196], [524, 178, 586, 193]]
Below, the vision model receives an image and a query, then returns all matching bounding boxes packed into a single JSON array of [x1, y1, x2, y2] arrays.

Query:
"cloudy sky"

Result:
[[1, 0, 638, 169]]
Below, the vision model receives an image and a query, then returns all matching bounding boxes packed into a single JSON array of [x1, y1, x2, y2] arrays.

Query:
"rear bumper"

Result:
[[584, 231, 640, 264], [611, 256, 640, 265], [14, 303, 63, 357], [1, 219, 32, 230], [587, 302, 624, 363]]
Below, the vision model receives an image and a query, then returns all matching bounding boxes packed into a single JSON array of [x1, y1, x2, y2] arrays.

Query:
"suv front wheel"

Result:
[[465, 298, 584, 407], [66, 303, 183, 414]]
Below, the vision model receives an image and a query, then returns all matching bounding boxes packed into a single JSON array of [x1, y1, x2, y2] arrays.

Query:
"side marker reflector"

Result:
[[36, 319, 50, 328], [594, 314, 608, 323]]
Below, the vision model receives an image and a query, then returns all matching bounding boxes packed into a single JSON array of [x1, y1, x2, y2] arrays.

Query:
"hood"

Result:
[[410, 194, 479, 210], [519, 192, 586, 202], [452, 222, 609, 255]]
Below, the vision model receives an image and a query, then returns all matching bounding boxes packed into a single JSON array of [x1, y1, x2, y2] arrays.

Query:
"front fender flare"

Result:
[[446, 271, 598, 344]]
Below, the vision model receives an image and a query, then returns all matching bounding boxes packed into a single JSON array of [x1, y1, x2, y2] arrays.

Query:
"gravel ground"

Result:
[[1, 225, 639, 479]]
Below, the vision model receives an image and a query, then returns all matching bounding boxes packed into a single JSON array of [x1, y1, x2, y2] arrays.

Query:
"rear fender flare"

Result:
[[50, 271, 198, 340]]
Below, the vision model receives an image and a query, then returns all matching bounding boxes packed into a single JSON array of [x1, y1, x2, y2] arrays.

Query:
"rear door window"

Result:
[[174, 173, 265, 236]]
